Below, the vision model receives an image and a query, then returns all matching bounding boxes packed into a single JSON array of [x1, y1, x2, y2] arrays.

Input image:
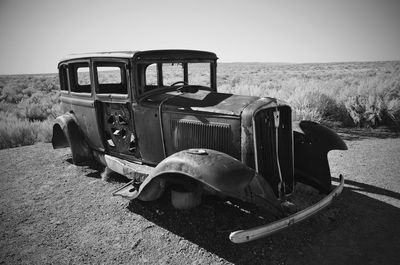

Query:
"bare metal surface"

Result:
[[104, 154, 152, 180], [294, 121, 348, 193], [229, 175, 345, 243]]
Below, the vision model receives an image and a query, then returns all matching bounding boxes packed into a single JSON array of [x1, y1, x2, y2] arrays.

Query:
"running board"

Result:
[[104, 154, 152, 180], [104, 154, 153, 200]]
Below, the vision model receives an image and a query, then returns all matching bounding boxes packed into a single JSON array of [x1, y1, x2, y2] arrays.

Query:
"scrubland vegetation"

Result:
[[0, 74, 60, 149], [1, 61, 399, 149], [218, 61, 400, 127]]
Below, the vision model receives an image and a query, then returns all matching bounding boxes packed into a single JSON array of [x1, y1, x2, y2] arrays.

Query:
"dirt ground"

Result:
[[0, 130, 399, 265]]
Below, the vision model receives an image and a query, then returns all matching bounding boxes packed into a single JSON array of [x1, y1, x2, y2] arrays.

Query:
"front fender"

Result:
[[293, 121, 347, 193], [117, 149, 283, 216]]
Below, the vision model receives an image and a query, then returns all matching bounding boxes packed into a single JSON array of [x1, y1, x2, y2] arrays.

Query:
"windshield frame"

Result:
[[134, 59, 217, 100]]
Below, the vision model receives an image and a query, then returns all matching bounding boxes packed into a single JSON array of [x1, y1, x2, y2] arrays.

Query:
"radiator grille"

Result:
[[172, 119, 232, 154], [254, 106, 293, 196]]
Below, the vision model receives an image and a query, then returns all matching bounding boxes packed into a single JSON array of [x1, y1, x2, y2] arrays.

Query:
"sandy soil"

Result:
[[0, 131, 399, 264]]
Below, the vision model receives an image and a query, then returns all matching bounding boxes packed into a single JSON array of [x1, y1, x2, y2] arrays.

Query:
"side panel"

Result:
[[133, 103, 165, 165], [133, 103, 241, 165], [60, 95, 105, 151]]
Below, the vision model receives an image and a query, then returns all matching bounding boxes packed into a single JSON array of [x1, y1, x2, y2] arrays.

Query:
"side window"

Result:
[[71, 63, 91, 93], [96, 63, 127, 94], [59, 65, 69, 91]]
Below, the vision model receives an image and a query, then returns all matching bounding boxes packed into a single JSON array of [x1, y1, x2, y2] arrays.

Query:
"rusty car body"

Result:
[[52, 50, 347, 243]]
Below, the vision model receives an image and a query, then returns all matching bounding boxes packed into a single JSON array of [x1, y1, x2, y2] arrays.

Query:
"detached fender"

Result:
[[121, 149, 283, 216], [293, 121, 347, 193], [52, 112, 92, 164]]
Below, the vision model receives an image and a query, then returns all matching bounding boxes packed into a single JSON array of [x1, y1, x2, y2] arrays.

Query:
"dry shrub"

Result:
[[218, 62, 400, 128], [345, 96, 375, 127], [0, 101, 15, 114], [17, 91, 61, 121], [386, 98, 400, 127], [342, 76, 400, 128], [0, 114, 53, 149], [1, 85, 23, 103]]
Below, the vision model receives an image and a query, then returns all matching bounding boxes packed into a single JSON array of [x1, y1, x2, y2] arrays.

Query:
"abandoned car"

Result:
[[52, 50, 347, 243]]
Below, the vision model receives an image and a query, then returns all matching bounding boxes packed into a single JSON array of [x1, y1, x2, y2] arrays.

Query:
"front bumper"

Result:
[[229, 174, 345, 243]]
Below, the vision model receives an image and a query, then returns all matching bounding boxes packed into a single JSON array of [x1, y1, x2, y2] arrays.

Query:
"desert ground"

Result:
[[0, 128, 399, 265], [1, 61, 399, 264]]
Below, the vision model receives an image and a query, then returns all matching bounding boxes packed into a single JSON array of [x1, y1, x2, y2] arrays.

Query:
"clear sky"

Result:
[[0, 0, 399, 74]]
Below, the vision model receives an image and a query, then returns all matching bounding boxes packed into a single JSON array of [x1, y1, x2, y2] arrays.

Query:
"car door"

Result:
[[93, 59, 141, 163]]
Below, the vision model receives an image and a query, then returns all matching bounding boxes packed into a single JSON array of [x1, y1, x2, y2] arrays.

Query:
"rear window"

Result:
[[70, 63, 91, 93], [59, 65, 69, 91]]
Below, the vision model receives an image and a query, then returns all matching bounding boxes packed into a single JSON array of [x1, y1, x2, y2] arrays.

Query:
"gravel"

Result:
[[0, 133, 399, 264]]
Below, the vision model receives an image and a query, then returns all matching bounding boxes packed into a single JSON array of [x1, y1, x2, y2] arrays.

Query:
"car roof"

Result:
[[59, 50, 218, 64]]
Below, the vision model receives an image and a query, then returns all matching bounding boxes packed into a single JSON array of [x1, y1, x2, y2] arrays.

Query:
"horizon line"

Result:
[[1, 59, 399, 76]]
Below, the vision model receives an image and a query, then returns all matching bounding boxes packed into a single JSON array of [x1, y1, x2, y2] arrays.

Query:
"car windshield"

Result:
[[141, 62, 212, 95]]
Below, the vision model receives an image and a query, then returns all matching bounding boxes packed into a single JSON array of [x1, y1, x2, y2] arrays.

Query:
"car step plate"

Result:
[[112, 181, 138, 199]]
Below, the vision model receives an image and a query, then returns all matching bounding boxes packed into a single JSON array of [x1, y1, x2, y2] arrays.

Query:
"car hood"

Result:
[[160, 90, 260, 116]]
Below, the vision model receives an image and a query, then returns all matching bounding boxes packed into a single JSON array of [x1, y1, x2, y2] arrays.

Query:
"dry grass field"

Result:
[[217, 61, 400, 126], [1, 61, 399, 149]]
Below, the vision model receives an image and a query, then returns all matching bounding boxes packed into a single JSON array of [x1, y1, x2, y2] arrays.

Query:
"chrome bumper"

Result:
[[229, 174, 345, 243]]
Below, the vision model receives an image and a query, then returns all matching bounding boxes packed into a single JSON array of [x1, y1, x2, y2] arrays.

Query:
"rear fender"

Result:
[[293, 121, 347, 193], [52, 113, 92, 164], [127, 149, 283, 216]]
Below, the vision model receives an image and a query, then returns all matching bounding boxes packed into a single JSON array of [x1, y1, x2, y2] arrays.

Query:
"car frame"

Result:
[[52, 49, 347, 243]]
